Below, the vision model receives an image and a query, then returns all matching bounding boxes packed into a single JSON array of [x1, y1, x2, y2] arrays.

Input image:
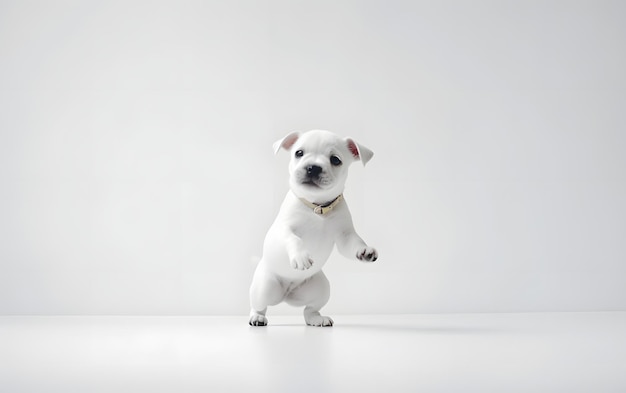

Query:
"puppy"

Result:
[[249, 130, 378, 327]]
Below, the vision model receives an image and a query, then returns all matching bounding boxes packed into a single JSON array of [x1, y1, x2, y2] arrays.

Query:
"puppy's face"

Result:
[[274, 130, 374, 204]]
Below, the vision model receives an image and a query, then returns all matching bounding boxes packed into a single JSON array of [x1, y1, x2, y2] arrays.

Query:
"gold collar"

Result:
[[299, 194, 344, 215]]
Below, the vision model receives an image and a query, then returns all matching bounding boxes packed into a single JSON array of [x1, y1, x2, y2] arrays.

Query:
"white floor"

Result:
[[1, 313, 625, 393]]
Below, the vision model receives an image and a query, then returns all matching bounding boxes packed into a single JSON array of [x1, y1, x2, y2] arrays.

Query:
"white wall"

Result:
[[1, 0, 624, 315]]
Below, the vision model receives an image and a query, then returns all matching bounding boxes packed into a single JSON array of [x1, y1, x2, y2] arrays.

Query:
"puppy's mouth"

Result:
[[299, 175, 333, 189], [301, 179, 322, 188]]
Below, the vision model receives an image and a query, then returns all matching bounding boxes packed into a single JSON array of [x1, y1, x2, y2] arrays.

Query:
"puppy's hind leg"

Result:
[[286, 272, 333, 327], [249, 267, 285, 326], [249, 310, 268, 326]]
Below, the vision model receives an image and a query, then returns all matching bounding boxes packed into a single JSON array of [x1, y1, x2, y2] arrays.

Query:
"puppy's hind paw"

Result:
[[305, 315, 334, 327], [249, 314, 268, 327]]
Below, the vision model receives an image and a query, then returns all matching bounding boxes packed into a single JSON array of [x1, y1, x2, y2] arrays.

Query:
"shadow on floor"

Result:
[[261, 322, 508, 335]]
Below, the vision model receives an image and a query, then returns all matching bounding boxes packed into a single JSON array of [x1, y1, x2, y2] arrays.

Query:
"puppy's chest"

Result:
[[294, 217, 338, 252]]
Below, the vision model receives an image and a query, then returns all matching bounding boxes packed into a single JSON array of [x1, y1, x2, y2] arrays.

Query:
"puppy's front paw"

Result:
[[357, 247, 378, 262], [290, 252, 314, 270]]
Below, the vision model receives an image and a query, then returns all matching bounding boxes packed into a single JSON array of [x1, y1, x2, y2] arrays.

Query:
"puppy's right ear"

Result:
[[272, 131, 300, 155]]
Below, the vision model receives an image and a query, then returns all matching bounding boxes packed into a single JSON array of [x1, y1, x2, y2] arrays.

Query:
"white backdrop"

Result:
[[1, 0, 625, 315]]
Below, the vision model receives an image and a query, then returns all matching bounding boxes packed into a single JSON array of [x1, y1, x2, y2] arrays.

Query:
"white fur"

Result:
[[249, 130, 377, 327]]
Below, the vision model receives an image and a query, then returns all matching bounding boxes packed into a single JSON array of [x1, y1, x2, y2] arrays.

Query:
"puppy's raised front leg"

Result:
[[284, 230, 314, 270], [337, 227, 378, 263]]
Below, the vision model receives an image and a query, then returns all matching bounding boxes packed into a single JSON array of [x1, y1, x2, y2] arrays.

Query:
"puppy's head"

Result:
[[273, 130, 374, 204]]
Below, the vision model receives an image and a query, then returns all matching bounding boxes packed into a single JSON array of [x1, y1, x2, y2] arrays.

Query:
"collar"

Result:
[[298, 194, 344, 215]]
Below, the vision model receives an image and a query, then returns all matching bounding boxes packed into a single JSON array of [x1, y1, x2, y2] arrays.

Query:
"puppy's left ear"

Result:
[[346, 138, 374, 166], [273, 131, 300, 155]]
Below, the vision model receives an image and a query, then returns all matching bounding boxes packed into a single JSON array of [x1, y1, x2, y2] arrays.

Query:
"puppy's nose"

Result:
[[306, 165, 322, 177]]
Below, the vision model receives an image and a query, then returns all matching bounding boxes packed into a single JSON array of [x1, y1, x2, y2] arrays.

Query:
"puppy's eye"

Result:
[[295, 150, 304, 158], [330, 155, 342, 166]]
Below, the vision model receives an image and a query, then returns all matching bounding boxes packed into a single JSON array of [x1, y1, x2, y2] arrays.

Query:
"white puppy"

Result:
[[249, 130, 378, 327]]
